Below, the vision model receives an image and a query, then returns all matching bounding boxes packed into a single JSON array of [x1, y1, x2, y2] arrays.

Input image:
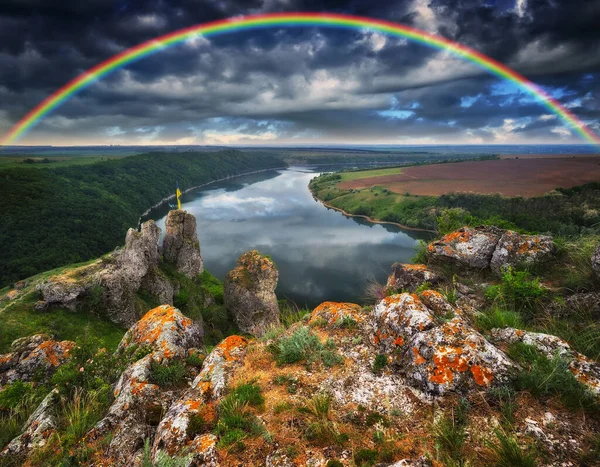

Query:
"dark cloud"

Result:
[[0, 0, 598, 145]]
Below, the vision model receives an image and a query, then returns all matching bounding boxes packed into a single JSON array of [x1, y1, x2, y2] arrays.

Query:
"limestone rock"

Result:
[[163, 210, 203, 279], [94, 220, 162, 327], [266, 449, 294, 467], [386, 458, 432, 467], [545, 292, 600, 319], [593, 243, 600, 281], [117, 304, 203, 359], [0, 336, 74, 386], [90, 354, 166, 466], [309, 301, 365, 328], [0, 389, 59, 459], [386, 263, 441, 293], [428, 226, 503, 269], [491, 328, 600, 395], [370, 293, 514, 395], [152, 335, 248, 460], [224, 250, 279, 337], [36, 277, 86, 311], [490, 230, 554, 276]]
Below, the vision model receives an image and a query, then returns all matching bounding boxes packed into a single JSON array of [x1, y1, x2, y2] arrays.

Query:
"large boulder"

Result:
[[152, 335, 248, 462], [371, 292, 514, 395], [117, 304, 203, 359], [0, 335, 74, 386], [593, 243, 600, 281], [490, 230, 554, 277], [386, 263, 442, 293], [0, 389, 59, 460], [491, 328, 600, 395], [35, 278, 86, 311], [309, 301, 366, 328], [428, 226, 503, 270], [224, 250, 280, 337], [163, 210, 203, 279]]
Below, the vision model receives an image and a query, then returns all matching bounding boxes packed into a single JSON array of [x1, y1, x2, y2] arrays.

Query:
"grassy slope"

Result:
[[339, 166, 403, 181], [0, 150, 283, 287]]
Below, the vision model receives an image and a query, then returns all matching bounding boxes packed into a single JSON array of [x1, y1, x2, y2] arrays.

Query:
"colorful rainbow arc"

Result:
[[2, 12, 599, 147]]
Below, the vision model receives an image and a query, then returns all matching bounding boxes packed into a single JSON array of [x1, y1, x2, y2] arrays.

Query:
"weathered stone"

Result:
[[140, 268, 175, 306], [545, 292, 600, 319], [428, 226, 503, 269], [36, 277, 86, 311], [152, 335, 248, 460], [163, 210, 203, 279], [224, 250, 279, 337], [0, 337, 75, 386], [593, 243, 600, 281], [0, 389, 59, 459], [309, 301, 365, 328], [90, 354, 166, 466], [370, 294, 435, 354], [386, 263, 442, 292], [266, 449, 294, 467], [491, 328, 600, 395], [385, 458, 432, 467], [490, 230, 554, 276], [117, 304, 203, 359]]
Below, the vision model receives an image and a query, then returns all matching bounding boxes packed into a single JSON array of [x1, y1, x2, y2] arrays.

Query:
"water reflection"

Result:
[[147, 167, 432, 307]]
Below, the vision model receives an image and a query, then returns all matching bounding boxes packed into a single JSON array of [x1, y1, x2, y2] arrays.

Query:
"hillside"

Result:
[[1, 210, 599, 466], [0, 150, 284, 287]]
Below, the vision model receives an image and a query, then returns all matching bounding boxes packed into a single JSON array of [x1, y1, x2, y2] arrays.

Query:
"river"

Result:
[[147, 166, 432, 307]]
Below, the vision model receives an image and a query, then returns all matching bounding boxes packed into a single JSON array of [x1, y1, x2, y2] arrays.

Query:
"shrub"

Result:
[[272, 327, 342, 368], [411, 240, 429, 264], [372, 354, 388, 374], [485, 267, 546, 316], [486, 430, 537, 467], [185, 351, 205, 368], [507, 343, 599, 413], [326, 460, 344, 467], [149, 361, 187, 387], [354, 449, 378, 467]]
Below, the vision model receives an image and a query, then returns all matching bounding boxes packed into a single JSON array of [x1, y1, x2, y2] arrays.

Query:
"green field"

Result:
[[339, 166, 404, 181], [0, 155, 127, 169]]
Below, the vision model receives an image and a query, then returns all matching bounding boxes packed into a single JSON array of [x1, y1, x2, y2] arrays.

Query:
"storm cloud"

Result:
[[0, 0, 598, 145]]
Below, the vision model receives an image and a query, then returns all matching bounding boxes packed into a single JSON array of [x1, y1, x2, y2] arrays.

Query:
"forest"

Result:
[[0, 150, 283, 287]]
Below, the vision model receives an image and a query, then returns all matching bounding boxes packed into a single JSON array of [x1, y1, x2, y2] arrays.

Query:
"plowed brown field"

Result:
[[339, 157, 600, 197]]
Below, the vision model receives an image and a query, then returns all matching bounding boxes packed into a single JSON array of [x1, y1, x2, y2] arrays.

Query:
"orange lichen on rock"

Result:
[[470, 365, 494, 386], [309, 301, 364, 327], [216, 335, 248, 361], [31, 340, 74, 367], [394, 336, 405, 346], [134, 305, 183, 344], [413, 347, 426, 365]]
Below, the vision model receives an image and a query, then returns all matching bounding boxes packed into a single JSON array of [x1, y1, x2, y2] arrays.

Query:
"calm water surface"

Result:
[[148, 167, 432, 307]]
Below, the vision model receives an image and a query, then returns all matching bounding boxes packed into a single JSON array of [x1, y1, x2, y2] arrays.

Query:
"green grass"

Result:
[[271, 327, 342, 368], [433, 400, 470, 467], [507, 343, 599, 413], [0, 382, 48, 449], [475, 306, 526, 332], [487, 430, 537, 467], [339, 167, 404, 182], [372, 354, 388, 374], [0, 291, 125, 353], [149, 361, 187, 387]]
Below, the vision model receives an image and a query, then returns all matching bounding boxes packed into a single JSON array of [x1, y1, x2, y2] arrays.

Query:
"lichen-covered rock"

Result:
[[90, 354, 166, 466], [117, 304, 202, 359], [0, 336, 75, 386], [152, 335, 248, 460], [386, 458, 432, 467], [163, 210, 203, 279], [386, 263, 441, 292], [0, 389, 59, 459], [592, 243, 600, 281], [36, 277, 86, 311], [370, 294, 435, 354], [491, 328, 600, 395], [428, 226, 503, 269], [490, 230, 554, 276], [404, 315, 514, 395], [224, 250, 279, 337], [309, 301, 365, 327]]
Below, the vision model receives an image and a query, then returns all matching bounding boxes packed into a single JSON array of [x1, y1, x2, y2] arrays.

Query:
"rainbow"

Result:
[[2, 12, 599, 147]]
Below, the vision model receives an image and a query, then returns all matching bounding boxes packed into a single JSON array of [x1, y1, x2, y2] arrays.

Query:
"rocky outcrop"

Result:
[[224, 250, 280, 337], [593, 243, 600, 281], [428, 226, 502, 269], [371, 292, 514, 395], [545, 292, 600, 319], [0, 335, 74, 386], [152, 335, 248, 462], [117, 304, 203, 359], [309, 301, 366, 327], [491, 328, 600, 395], [163, 210, 203, 278], [386, 263, 441, 292], [490, 230, 554, 276], [0, 389, 59, 460], [35, 211, 205, 328]]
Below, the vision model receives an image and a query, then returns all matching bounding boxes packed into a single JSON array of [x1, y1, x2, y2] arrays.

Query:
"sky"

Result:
[[0, 0, 599, 146]]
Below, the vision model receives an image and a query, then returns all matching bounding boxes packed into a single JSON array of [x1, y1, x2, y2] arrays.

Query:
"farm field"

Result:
[[338, 156, 600, 197]]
